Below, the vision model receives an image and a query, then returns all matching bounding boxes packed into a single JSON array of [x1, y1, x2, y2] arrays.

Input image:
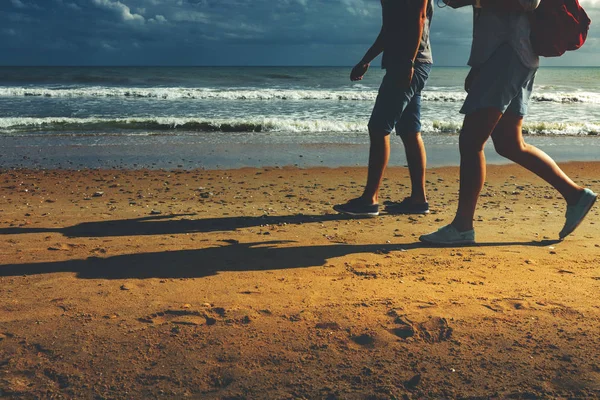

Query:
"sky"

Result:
[[1, 0, 599, 67]]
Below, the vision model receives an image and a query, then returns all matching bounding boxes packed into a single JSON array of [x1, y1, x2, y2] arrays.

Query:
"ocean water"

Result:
[[0, 66, 599, 169]]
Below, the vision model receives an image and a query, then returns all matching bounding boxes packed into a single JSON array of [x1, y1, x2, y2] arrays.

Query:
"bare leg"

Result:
[[491, 112, 583, 205], [451, 108, 503, 232], [361, 132, 391, 205], [400, 132, 427, 203]]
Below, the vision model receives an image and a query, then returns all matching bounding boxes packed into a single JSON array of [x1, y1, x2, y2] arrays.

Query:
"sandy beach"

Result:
[[1, 162, 599, 399]]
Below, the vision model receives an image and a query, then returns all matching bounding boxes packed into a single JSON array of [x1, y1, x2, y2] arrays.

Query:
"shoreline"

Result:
[[1, 163, 599, 398], [1, 133, 599, 170]]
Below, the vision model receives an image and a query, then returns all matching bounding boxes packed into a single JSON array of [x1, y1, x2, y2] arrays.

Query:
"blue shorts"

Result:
[[368, 61, 432, 136], [460, 43, 537, 116]]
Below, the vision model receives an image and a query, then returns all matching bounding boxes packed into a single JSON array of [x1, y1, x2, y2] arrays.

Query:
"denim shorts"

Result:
[[368, 61, 432, 136], [460, 43, 537, 116]]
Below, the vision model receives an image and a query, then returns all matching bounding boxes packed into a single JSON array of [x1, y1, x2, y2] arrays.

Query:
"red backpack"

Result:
[[529, 0, 591, 57]]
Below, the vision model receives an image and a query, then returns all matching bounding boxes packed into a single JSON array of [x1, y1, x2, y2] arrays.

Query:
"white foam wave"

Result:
[[423, 120, 600, 135], [0, 116, 367, 134], [1, 87, 599, 104], [1, 117, 599, 136]]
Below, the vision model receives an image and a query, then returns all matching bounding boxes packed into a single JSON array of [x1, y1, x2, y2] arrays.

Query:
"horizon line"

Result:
[[1, 65, 599, 68]]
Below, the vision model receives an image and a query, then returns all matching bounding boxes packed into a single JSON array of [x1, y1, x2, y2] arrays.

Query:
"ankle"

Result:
[[360, 193, 378, 205], [451, 220, 474, 233], [565, 188, 585, 206], [409, 194, 427, 204]]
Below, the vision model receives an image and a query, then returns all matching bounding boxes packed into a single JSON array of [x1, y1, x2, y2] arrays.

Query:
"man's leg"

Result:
[[384, 72, 430, 213], [451, 107, 503, 232], [332, 130, 387, 216], [334, 65, 427, 216], [333, 70, 407, 216], [362, 131, 391, 205], [397, 91, 428, 205], [400, 131, 427, 204], [491, 112, 583, 205], [332, 129, 389, 216]]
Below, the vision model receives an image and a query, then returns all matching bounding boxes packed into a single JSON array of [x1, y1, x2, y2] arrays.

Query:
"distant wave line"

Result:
[[1, 87, 599, 104]]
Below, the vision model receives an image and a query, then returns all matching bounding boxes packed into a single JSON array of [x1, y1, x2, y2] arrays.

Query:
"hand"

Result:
[[394, 67, 414, 90], [443, 0, 473, 8], [350, 62, 370, 81]]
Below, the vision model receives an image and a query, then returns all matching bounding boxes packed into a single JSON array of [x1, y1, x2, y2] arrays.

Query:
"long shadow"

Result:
[[0, 213, 352, 238], [0, 239, 561, 280]]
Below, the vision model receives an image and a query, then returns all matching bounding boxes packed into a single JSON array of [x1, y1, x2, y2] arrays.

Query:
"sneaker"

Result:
[[559, 188, 597, 239], [419, 225, 475, 245], [384, 198, 430, 214], [333, 198, 379, 217]]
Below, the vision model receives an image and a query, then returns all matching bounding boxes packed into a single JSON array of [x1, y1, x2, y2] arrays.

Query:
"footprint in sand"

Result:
[[139, 309, 215, 326], [139, 307, 258, 326], [417, 317, 453, 343], [351, 333, 376, 347], [389, 314, 416, 339], [388, 314, 452, 343], [482, 298, 531, 313]]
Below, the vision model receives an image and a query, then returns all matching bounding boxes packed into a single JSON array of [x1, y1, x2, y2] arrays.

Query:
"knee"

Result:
[[493, 138, 526, 159], [399, 131, 420, 144], [368, 126, 391, 140], [458, 132, 485, 155]]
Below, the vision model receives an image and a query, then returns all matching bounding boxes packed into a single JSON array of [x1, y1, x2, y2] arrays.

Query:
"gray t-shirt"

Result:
[[417, 0, 434, 63], [382, 0, 433, 69], [468, 0, 540, 69]]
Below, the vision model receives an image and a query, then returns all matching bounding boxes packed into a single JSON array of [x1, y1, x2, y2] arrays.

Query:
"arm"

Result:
[[350, 28, 384, 81], [398, 0, 428, 69], [481, 0, 539, 11], [380, 0, 428, 88], [444, 0, 539, 11], [351, 0, 428, 84], [361, 29, 385, 65]]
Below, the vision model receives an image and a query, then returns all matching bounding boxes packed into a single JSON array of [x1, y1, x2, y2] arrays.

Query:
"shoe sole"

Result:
[[385, 208, 430, 215], [333, 206, 379, 217], [559, 193, 597, 239], [334, 210, 380, 217]]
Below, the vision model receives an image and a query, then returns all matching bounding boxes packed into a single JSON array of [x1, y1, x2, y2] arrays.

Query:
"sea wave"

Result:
[[423, 120, 600, 135], [0, 117, 366, 134], [1, 87, 599, 104], [1, 117, 599, 136]]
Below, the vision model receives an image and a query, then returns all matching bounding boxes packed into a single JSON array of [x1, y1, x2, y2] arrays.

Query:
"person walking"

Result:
[[334, 0, 434, 217], [420, 0, 597, 245]]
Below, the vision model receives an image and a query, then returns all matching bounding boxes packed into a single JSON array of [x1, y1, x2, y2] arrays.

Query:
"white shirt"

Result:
[[468, 0, 541, 69]]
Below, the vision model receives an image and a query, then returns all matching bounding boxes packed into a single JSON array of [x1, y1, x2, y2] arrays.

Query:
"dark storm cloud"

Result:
[[0, 0, 598, 65]]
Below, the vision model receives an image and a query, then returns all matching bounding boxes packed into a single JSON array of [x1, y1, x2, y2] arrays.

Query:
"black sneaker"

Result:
[[384, 198, 429, 214], [333, 198, 379, 217]]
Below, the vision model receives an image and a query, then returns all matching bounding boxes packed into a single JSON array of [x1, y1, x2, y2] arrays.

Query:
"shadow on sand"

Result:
[[0, 233, 560, 280], [0, 213, 352, 238]]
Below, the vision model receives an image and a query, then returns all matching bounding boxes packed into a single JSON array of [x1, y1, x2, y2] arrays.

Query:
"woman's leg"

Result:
[[450, 107, 504, 232], [491, 112, 583, 205]]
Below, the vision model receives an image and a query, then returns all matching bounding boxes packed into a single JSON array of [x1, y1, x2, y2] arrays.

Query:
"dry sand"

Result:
[[1, 162, 599, 399]]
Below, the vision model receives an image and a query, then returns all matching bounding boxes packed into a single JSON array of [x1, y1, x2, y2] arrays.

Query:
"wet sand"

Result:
[[1, 163, 599, 398], [2, 133, 600, 170]]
